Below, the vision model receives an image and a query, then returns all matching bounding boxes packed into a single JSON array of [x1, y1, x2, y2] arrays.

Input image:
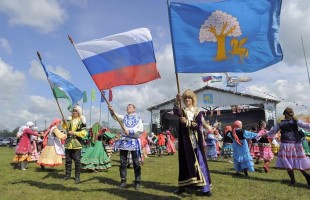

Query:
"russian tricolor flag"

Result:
[[75, 28, 161, 90]]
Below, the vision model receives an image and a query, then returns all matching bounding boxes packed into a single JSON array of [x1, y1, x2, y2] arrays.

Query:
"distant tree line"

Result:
[[0, 127, 19, 138]]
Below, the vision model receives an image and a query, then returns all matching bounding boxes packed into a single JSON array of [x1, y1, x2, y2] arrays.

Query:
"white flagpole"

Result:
[[99, 101, 102, 125], [301, 35, 310, 86], [90, 98, 92, 126]]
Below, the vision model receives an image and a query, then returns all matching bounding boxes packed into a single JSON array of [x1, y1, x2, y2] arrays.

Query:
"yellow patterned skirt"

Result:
[[13, 153, 32, 162]]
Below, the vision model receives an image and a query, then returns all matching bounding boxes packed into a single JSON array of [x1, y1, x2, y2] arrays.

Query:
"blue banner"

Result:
[[203, 93, 213, 105], [169, 0, 283, 73]]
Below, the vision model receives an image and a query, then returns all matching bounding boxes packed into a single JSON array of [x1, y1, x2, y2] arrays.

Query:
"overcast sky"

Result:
[[0, 0, 310, 131]]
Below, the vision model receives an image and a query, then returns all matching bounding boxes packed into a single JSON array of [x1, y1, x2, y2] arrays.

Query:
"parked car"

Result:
[[0, 138, 10, 146], [0, 137, 17, 146]]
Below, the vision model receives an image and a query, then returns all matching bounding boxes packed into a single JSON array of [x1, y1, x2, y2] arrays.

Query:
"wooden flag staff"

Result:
[[36, 51, 69, 131]]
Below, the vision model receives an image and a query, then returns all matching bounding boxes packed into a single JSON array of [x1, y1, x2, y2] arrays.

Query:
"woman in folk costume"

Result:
[[157, 130, 166, 157], [256, 120, 274, 173], [266, 107, 310, 187], [102, 129, 117, 159], [213, 129, 222, 158], [37, 119, 66, 170], [173, 89, 212, 196], [205, 128, 218, 160], [249, 127, 260, 164], [30, 127, 40, 161], [81, 123, 111, 172], [80, 128, 90, 157], [165, 130, 176, 155], [229, 120, 257, 176], [62, 105, 87, 184], [13, 121, 39, 170], [15, 125, 27, 168], [149, 132, 158, 155], [221, 125, 234, 161], [140, 131, 149, 159], [271, 131, 280, 155], [300, 129, 310, 157]]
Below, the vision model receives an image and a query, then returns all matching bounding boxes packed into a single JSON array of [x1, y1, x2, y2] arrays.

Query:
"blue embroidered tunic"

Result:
[[113, 113, 143, 151]]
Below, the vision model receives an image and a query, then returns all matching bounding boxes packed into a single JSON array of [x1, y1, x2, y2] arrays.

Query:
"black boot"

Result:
[[202, 191, 212, 197], [301, 170, 310, 186], [75, 163, 81, 184], [287, 170, 296, 185], [40, 165, 45, 171], [63, 163, 72, 180], [119, 179, 127, 189], [119, 166, 127, 184], [134, 182, 141, 191], [75, 176, 80, 184], [244, 168, 248, 176]]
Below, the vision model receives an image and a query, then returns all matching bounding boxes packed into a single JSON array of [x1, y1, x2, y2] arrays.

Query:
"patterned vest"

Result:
[[279, 120, 301, 141]]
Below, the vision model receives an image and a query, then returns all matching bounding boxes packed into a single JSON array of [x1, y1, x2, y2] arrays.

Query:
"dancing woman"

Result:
[[266, 107, 310, 187]]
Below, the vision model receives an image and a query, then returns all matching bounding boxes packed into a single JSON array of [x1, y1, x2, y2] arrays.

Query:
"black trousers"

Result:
[[119, 150, 141, 184], [65, 149, 81, 177]]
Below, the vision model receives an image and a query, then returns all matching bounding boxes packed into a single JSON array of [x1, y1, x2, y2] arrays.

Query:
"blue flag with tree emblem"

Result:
[[168, 0, 283, 73]]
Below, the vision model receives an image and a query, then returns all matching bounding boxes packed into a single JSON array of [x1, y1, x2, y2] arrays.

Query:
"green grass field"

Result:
[[0, 147, 309, 200]]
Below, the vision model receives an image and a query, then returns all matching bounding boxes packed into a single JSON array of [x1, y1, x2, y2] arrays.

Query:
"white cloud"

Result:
[[60, 0, 88, 8], [0, 38, 12, 54], [0, 0, 67, 33], [0, 58, 27, 129], [279, 0, 310, 66], [4, 95, 71, 130], [29, 59, 71, 81], [0, 58, 25, 101]]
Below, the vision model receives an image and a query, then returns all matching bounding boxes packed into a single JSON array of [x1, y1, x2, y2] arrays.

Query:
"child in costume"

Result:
[[229, 120, 257, 176], [257, 120, 274, 173], [221, 125, 234, 162], [249, 127, 260, 164], [157, 130, 166, 157]]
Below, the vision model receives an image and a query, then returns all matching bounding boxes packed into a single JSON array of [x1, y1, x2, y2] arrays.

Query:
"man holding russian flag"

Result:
[[108, 104, 143, 191], [70, 28, 160, 190]]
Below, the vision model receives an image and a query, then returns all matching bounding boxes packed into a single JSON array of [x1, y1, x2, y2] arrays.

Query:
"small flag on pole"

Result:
[[91, 89, 96, 101], [100, 89, 113, 102], [202, 75, 213, 82], [101, 91, 105, 102], [83, 91, 87, 103], [109, 89, 113, 102], [210, 76, 222, 83]]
